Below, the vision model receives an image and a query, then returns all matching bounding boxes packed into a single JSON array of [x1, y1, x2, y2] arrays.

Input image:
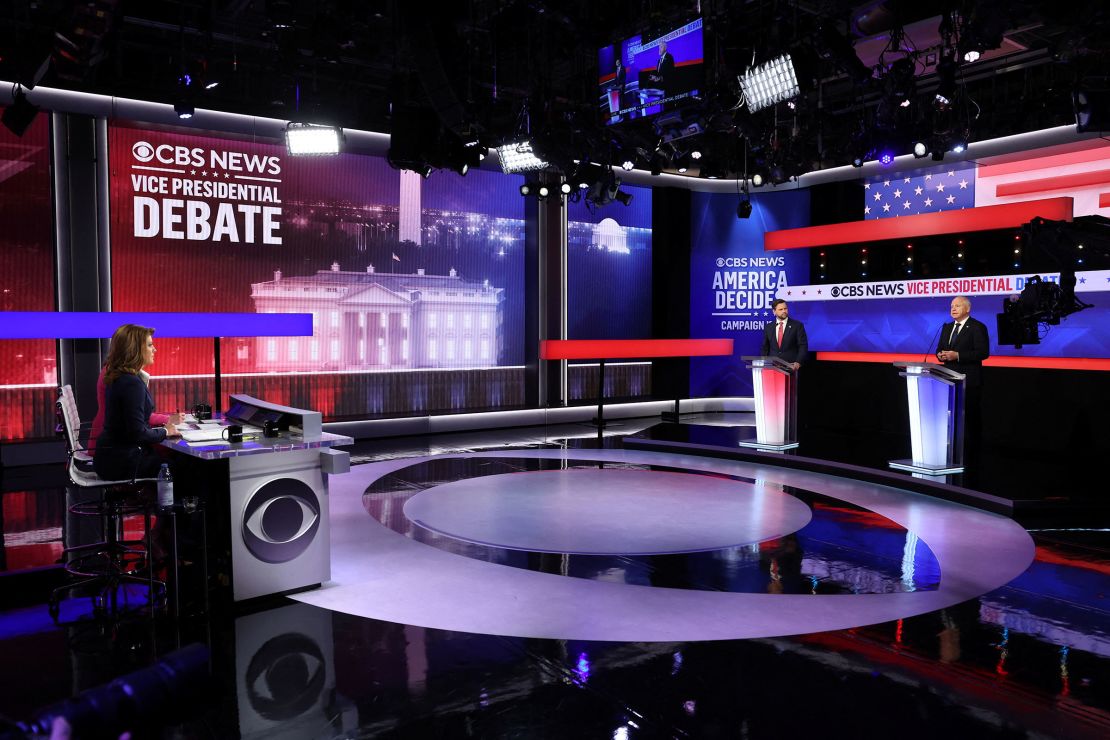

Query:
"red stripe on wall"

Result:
[[977, 140, 1110, 179], [541, 339, 733, 360], [1100, 192, 1110, 208], [995, 169, 1110, 197], [816, 351, 1110, 371], [764, 198, 1074, 250]]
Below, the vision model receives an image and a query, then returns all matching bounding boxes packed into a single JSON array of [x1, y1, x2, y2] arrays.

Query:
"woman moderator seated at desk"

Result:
[[93, 324, 181, 481]]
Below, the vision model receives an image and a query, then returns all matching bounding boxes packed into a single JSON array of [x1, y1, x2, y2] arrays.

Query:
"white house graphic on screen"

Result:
[[251, 262, 504, 370]]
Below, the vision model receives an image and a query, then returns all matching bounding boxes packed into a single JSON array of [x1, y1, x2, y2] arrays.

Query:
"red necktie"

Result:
[[777, 322, 784, 348]]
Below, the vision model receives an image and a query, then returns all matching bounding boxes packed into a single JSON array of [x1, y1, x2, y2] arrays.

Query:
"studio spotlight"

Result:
[[690, 149, 702, 160], [286, 122, 343, 155], [496, 140, 548, 173], [963, 49, 980, 63], [913, 141, 928, 158], [739, 54, 800, 112], [736, 198, 752, 219], [537, 185, 550, 198], [614, 190, 634, 206], [950, 136, 968, 154], [752, 173, 764, 187], [851, 155, 865, 168], [519, 183, 531, 196], [174, 102, 195, 120], [1074, 89, 1110, 133], [879, 152, 894, 166], [677, 164, 688, 173], [621, 160, 634, 171], [560, 182, 572, 195]]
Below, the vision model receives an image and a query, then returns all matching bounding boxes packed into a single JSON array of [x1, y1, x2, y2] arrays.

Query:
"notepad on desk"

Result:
[[180, 428, 229, 443]]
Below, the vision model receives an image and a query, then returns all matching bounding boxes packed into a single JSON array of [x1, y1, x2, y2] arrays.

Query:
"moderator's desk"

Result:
[[163, 428, 352, 604]]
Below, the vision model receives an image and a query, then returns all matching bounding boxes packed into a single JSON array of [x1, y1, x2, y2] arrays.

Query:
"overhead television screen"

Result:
[[598, 18, 703, 125]]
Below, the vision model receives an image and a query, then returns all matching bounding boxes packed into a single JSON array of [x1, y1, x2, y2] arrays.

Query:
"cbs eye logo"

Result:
[[242, 478, 320, 564], [132, 141, 156, 162]]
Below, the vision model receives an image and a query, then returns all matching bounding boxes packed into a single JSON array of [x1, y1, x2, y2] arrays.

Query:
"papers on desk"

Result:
[[180, 428, 228, 442], [179, 424, 263, 443]]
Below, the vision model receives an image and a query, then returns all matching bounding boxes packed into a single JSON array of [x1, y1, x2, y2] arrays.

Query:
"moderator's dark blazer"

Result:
[[935, 316, 990, 388], [760, 318, 809, 365], [93, 371, 167, 481]]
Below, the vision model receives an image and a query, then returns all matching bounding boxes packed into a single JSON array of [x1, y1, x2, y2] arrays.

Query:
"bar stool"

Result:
[[49, 385, 166, 622]]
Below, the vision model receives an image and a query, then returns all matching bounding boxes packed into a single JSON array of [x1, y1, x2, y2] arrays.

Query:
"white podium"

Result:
[[889, 362, 966, 475], [739, 356, 799, 451]]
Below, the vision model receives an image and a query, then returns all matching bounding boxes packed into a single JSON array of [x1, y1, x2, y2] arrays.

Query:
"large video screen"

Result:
[[109, 123, 525, 420], [598, 18, 704, 125], [0, 109, 55, 440]]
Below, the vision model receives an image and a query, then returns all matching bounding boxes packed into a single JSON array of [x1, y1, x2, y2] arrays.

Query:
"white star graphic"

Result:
[[936, 183, 945, 192], [202, 170, 208, 176], [903, 200, 911, 209], [946, 194, 956, 204], [959, 179, 968, 189], [864, 205, 871, 214], [882, 203, 891, 212], [190, 169, 197, 175], [874, 192, 883, 201], [948, 170, 955, 177], [904, 177, 911, 183], [884, 180, 891, 187], [925, 174, 932, 180], [893, 188, 902, 198], [924, 197, 933, 206], [864, 183, 871, 189], [914, 186, 923, 195]]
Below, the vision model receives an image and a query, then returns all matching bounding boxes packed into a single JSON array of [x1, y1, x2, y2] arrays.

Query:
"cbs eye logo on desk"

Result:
[[242, 479, 321, 563]]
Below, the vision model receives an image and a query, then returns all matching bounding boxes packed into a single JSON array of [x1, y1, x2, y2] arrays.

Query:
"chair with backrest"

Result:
[[50, 385, 164, 621]]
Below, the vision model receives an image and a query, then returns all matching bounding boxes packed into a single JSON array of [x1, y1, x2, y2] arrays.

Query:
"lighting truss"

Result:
[[739, 54, 800, 112], [286, 123, 343, 156], [495, 140, 548, 173]]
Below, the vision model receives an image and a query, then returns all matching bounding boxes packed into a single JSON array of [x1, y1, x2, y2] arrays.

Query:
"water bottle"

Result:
[[157, 463, 174, 508]]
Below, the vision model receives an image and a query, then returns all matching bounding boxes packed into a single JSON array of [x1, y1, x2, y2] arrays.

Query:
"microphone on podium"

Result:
[[924, 324, 944, 364]]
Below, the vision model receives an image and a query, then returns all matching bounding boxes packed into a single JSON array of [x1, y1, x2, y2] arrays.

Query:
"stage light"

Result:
[[935, 56, 957, 109], [851, 156, 864, 168], [560, 182, 572, 195], [496, 140, 548, 173], [736, 198, 752, 219], [951, 141, 967, 154], [1075, 89, 1110, 133], [286, 123, 343, 155], [677, 164, 688, 173], [913, 141, 928, 158], [519, 183, 531, 196], [174, 102, 195, 120], [879, 152, 894, 166], [963, 49, 981, 63], [739, 54, 800, 112], [752, 173, 764, 187], [1, 87, 40, 137], [621, 160, 634, 171], [615, 190, 634, 206], [690, 149, 702, 160], [537, 185, 550, 198]]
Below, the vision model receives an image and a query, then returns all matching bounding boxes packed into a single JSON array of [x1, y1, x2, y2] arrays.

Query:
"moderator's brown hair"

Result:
[[103, 324, 154, 384]]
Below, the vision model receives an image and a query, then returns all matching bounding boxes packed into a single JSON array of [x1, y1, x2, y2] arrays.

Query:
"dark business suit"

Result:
[[94, 372, 168, 481], [655, 51, 675, 99], [935, 317, 990, 388], [761, 318, 808, 365]]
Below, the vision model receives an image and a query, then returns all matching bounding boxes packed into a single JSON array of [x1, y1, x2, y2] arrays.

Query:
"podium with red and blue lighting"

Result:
[[739, 356, 799, 451], [889, 362, 966, 476]]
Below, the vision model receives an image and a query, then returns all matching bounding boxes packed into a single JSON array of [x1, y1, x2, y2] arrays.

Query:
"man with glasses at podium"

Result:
[[761, 299, 808, 370], [935, 295, 990, 461]]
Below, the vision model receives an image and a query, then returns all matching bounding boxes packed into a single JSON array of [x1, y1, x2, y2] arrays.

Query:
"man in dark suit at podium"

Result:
[[935, 295, 990, 387], [936, 295, 990, 465], [761, 299, 808, 370]]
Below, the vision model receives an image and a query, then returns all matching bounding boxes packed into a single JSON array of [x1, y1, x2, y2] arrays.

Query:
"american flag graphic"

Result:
[[864, 162, 976, 219], [865, 139, 1110, 220]]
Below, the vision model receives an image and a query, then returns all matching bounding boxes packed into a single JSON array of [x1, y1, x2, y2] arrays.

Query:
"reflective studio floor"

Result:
[[1, 413, 1108, 739]]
